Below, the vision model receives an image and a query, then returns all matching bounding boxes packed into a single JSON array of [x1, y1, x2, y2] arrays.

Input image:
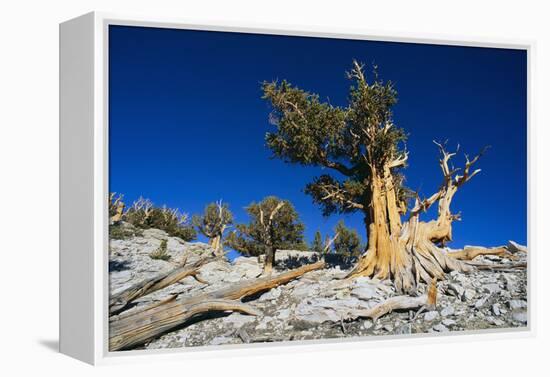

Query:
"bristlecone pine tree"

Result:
[[311, 230, 324, 253], [333, 220, 363, 257], [262, 60, 490, 293], [192, 201, 233, 256], [109, 193, 125, 224], [124, 197, 197, 241], [226, 196, 306, 274]]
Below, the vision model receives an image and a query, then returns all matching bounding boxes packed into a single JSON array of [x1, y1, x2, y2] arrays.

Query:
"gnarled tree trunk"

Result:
[[209, 234, 223, 256], [260, 201, 285, 274], [349, 143, 488, 293]]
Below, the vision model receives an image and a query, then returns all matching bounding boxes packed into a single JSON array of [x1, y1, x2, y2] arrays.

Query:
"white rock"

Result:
[[487, 317, 505, 326], [512, 311, 528, 323], [210, 336, 233, 345], [508, 300, 527, 310], [502, 275, 518, 292], [224, 271, 245, 283], [433, 324, 449, 332], [142, 228, 169, 239], [483, 283, 501, 294], [442, 319, 456, 326], [233, 256, 258, 265], [424, 311, 439, 321], [475, 295, 490, 309], [295, 310, 340, 324], [351, 286, 378, 300], [395, 323, 411, 334], [235, 262, 262, 278], [255, 317, 272, 330], [259, 287, 282, 301], [110, 270, 133, 284], [292, 282, 319, 299], [222, 313, 257, 326], [463, 289, 476, 301], [362, 320, 373, 330], [440, 306, 455, 317], [500, 290, 512, 300], [276, 308, 291, 320], [447, 283, 465, 298]]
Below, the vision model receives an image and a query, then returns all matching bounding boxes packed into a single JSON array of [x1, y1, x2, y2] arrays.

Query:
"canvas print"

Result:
[[107, 25, 527, 352]]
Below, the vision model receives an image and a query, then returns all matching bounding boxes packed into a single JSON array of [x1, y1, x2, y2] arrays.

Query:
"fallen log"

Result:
[[465, 262, 527, 271], [446, 246, 517, 261], [109, 259, 325, 351], [109, 255, 215, 314]]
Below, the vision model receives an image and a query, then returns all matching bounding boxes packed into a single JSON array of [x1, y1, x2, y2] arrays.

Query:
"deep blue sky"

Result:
[[109, 25, 527, 252]]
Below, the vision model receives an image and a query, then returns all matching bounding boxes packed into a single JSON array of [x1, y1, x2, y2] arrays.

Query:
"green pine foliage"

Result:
[[124, 197, 197, 241], [311, 230, 324, 253], [149, 239, 171, 261], [332, 220, 363, 257], [226, 196, 306, 257], [261, 61, 414, 219], [109, 223, 143, 240], [192, 201, 233, 239]]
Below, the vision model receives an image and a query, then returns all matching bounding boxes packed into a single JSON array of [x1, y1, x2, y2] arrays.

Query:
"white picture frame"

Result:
[[59, 11, 534, 365]]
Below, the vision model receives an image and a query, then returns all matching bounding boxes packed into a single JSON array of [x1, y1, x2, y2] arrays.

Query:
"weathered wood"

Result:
[[446, 246, 513, 261], [345, 279, 437, 321], [351, 294, 429, 321], [109, 260, 325, 351], [348, 142, 488, 293], [465, 262, 527, 271], [111, 300, 260, 351], [109, 255, 215, 314]]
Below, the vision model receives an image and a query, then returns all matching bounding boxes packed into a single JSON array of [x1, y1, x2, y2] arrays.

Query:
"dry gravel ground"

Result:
[[109, 224, 527, 351]]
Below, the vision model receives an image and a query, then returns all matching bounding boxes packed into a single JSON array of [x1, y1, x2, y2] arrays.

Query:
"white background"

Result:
[[1, 0, 548, 375]]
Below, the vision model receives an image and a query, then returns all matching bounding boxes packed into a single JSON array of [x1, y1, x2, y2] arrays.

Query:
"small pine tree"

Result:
[[226, 196, 305, 273], [124, 197, 197, 241], [311, 230, 324, 253], [192, 201, 233, 255], [332, 220, 362, 257], [109, 192, 125, 224], [149, 239, 171, 261]]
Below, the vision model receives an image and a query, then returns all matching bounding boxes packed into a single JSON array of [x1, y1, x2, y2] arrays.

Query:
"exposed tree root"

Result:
[[348, 219, 473, 294], [109, 255, 216, 314], [347, 143, 493, 293], [354, 294, 430, 321], [109, 260, 325, 351], [345, 280, 438, 322]]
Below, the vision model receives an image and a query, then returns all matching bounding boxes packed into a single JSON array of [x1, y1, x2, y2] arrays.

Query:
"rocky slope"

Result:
[[109, 225, 528, 350]]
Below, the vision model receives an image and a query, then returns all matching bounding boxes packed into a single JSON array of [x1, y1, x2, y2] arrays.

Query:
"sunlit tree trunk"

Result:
[[352, 167, 415, 292], [348, 143, 489, 293]]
